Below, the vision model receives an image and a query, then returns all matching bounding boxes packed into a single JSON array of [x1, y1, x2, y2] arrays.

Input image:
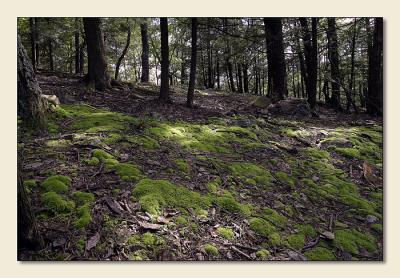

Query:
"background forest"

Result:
[[17, 17, 383, 261]]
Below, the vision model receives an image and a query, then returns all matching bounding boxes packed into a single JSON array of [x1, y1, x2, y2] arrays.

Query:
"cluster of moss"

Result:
[[281, 128, 312, 139], [228, 162, 273, 188], [333, 229, 377, 254], [304, 247, 336, 260], [72, 191, 95, 230], [42, 175, 71, 193], [206, 177, 221, 193], [204, 243, 219, 256], [215, 196, 253, 215], [175, 159, 189, 173], [216, 227, 234, 239], [249, 218, 281, 246], [261, 208, 287, 228], [256, 249, 270, 259], [42, 192, 75, 213], [127, 232, 165, 260]]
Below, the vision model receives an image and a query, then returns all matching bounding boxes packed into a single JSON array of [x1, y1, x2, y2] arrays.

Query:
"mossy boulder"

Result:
[[304, 247, 336, 260], [42, 175, 71, 193]]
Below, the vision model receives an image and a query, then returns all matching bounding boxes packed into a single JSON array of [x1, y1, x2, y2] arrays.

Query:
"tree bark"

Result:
[[264, 18, 287, 102], [348, 19, 359, 113], [83, 17, 111, 91], [367, 18, 383, 116], [243, 63, 249, 94], [326, 18, 342, 111], [115, 23, 131, 80], [159, 18, 171, 102], [74, 18, 80, 74], [17, 35, 46, 129], [299, 18, 318, 110], [237, 63, 243, 93], [187, 18, 198, 108], [140, 21, 150, 82], [29, 18, 36, 72]]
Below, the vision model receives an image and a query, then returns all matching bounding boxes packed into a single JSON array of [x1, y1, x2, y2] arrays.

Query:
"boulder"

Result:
[[252, 96, 272, 109], [267, 98, 311, 118]]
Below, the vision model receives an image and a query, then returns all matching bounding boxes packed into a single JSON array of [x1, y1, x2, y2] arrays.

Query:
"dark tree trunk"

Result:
[[115, 24, 131, 80], [348, 19, 359, 113], [294, 22, 307, 99], [226, 57, 235, 92], [74, 18, 80, 74], [79, 40, 85, 74], [140, 21, 150, 82], [299, 18, 318, 110], [29, 18, 36, 72], [83, 17, 110, 91], [46, 18, 54, 71], [327, 18, 342, 111], [17, 35, 46, 129], [243, 63, 249, 94], [237, 63, 243, 93], [207, 19, 214, 89], [187, 18, 198, 108], [264, 18, 287, 102], [18, 165, 44, 254], [367, 18, 383, 116], [216, 57, 221, 90], [34, 18, 40, 69], [181, 52, 186, 85], [159, 18, 171, 102]]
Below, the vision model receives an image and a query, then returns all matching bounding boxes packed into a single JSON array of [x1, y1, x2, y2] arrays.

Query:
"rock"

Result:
[[342, 252, 352, 261], [287, 250, 306, 261], [41, 94, 60, 106], [267, 98, 311, 118], [321, 231, 335, 240], [196, 252, 205, 261], [366, 215, 379, 223], [252, 96, 272, 108], [235, 119, 252, 128]]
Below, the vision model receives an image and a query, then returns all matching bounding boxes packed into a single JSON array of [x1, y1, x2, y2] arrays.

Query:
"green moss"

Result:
[[91, 149, 114, 161], [269, 233, 281, 246], [133, 179, 211, 215], [215, 196, 252, 215], [304, 247, 336, 260], [85, 157, 100, 166], [175, 216, 188, 226], [297, 224, 317, 238], [42, 191, 75, 213], [286, 234, 305, 250], [228, 162, 272, 188], [46, 139, 70, 148], [204, 243, 219, 256], [42, 175, 71, 193], [24, 179, 37, 188], [249, 218, 276, 238], [126, 135, 160, 149], [112, 163, 142, 181], [72, 191, 95, 206], [76, 238, 85, 254], [103, 158, 119, 167], [371, 224, 383, 233], [175, 159, 189, 173], [206, 177, 221, 193], [129, 250, 149, 261], [256, 249, 270, 259], [74, 204, 92, 230], [196, 209, 208, 219], [142, 232, 165, 246], [304, 147, 331, 160], [274, 171, 295, 187], [335, 147, 361, 159], [261, 208, 287, 228], [333, 229, 377, 254], [112, 188, 121, 195], [217, 227, 234, 239]]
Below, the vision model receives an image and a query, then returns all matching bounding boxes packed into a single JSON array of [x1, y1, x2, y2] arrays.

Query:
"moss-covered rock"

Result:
[[333, 229, 377, 254], [286, 234, 305, 250], [256, 249, 270, 259], [261, 208, 288, 228], [91, 149, 114, 161], [72, 191, 95, 206], [249, 218, 276, 238]]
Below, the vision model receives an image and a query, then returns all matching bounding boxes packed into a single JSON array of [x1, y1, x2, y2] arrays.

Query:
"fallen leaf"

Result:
[[363, 161, 382, 186], [86, 232, 100, 251], [105, 196, 123, 214], [138, 221, 163, 230]]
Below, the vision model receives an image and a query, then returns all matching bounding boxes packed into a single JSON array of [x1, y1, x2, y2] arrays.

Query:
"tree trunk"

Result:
[[243, 63, 249, 94], [216, 57, 221, 90], [34, 18, 40, 69], [326, 18, 342, 111], [18, 165, 44, 254], [264, 18, 287, 102], [115, 24, 131, 80], [348, 19, 359, 113], [79, 40, 85, 74], [46, 18, 54, 71], [187, 18, 198, 108], [83, 17, 111, 91], [74, 18, 80, 74], [140, 21, 150, 82], [17, 35, 46, 129], [159, 18, 171, 102], [237, 63, 243, 93], [29, 18, 36, 72], [367, 18, 383, 116], [299, 18, 318, 110]]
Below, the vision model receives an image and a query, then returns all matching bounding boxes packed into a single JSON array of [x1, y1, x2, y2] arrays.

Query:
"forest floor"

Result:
[[18, 72, 383, 261]]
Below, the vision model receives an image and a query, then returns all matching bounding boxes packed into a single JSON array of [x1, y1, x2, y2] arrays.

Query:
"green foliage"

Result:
[[303, 147, 331, 160], [24, 179, 37, 188], [133, 179, 211, 215], [91, 149, 114, 161], [256, 249, 270, 259], [286, 234, 305, 250], [228, 162, 272, 188], [85, 157, 100, 166], [42, 175, 71, 193], [261, 208, 287, 228], [41, 191, 75, 213], [217, 227, 234, 239], [304, 247, 336, 260], [204, 244, 219, 256], [249, 218, 277, 238], [74, 204, 92, 230], [72, 191, 95, 206], [112, 162, 142, 181], [333, 229, 377, 254], [175, 159, 189, 173], [297, 224, 317, 238], [215, 196, 252, 215], [274, 171, 295, 187], [175, 216, 189, 226], [206, 177, 221, 193]]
